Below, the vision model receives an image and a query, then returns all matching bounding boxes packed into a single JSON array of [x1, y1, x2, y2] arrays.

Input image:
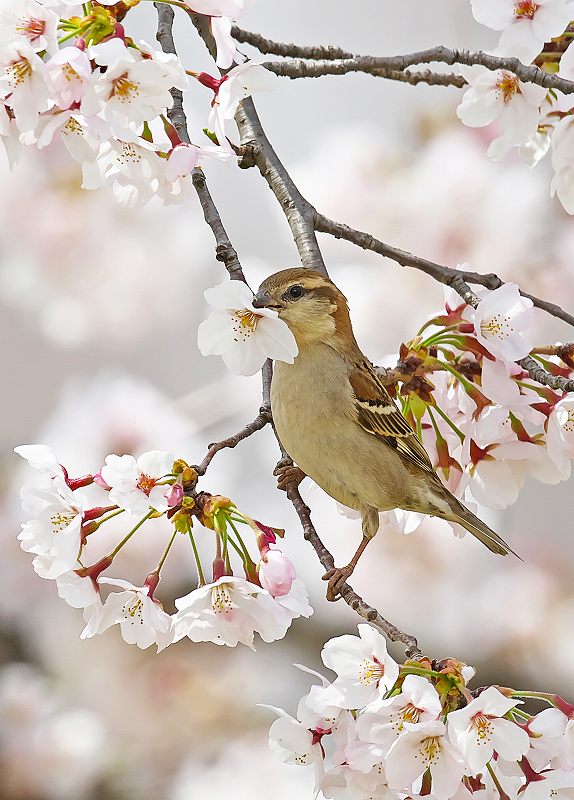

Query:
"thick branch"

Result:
[[188, 17, 326, 274], [284, 478, 422, 658], [234, 98, 327, 274], [264, 59, 466, 88]]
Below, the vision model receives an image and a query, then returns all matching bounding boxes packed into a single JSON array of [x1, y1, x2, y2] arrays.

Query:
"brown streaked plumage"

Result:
[[253, 268, 517, 601]]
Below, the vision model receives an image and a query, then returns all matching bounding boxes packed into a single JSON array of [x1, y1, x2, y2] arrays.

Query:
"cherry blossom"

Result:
[[296, 681, 345, 734], [81, 137, 164, 208], [100, 450, 173, 516], [206, 62, 277, 152], [315, 624, 400, 710], [355, 674, 442, 750], [164, 141, 231, 182], [0, 41, 52, 133], [457, 67, 547, 160], [25, 109, 109, 164], [385, 720, 466, 799], [45, 46, 92, 109], [522, 769, 574, 800], [271, 578, 313, 623], [460, 435, 534, 509], [461, 283, 537, 363], [211, 16, 245, 69], [323, 770, 399, 800], [0, 0, 59, 55], [447, 686, 530, 774], [266, 707, 324, 767], [97, 578, 174, 650], [480, 358, 545, 430], [172, 576, 298, 649], [14, 443, 63, 477], [527, 707, 571, 771], [17, 477, 85, 579], [197, 279, 298, 376], [470, 0, 574, 63], [81, 39, 188, 130], [54, 570, 100, 610]]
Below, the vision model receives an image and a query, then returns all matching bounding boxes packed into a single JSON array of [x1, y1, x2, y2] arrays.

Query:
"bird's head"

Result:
[[253, 268, 356, 348]]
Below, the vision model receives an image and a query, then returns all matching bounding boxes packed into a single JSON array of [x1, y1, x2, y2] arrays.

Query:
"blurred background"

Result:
[[1, 1, 573, 797]]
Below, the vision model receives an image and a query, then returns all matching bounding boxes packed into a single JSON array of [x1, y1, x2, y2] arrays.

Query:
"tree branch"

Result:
[[439, 275, 574, 393], [284, 479, 422, 659], [234, 98, 327, 274], [187, 17, 327, 274], [232, 25, 355, 60], [264, 59, 466, 88], [314, 213, 574, 331], [232, 28, 574, 96], [195, 407, 272, 475], [155, 4, 246, 284]]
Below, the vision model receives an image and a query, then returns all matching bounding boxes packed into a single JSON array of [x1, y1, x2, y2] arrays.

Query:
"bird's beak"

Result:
[[252, 290, 279, 309]]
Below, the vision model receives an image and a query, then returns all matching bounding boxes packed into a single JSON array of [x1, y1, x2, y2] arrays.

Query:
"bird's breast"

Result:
[[270, 345, 364, 509]]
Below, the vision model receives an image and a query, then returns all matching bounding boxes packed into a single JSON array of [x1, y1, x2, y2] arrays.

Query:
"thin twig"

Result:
[[264, 59, 466, 88], [155, 4, 247, 283], [195, 408, 273, 475], [284, 477, 422, 658], [232, 25, 355, 60], [232, 29, 574, 95]]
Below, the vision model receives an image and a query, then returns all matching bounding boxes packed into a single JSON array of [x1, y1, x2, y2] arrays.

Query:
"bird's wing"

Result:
[[348, 362, 435, 474]]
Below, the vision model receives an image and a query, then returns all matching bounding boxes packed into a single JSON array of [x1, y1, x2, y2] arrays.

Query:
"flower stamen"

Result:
[[211, 584, 233, 614], [357, 656, 386, 686], [514, 1, 538, 19], [16, 16, 46, 42], [137, 474, 156, 495], [495, 72, 520, 103], [110, 73, 140, 102]]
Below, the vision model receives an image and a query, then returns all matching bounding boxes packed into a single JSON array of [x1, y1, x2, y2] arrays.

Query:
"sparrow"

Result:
[[251, 267, 517, 601]]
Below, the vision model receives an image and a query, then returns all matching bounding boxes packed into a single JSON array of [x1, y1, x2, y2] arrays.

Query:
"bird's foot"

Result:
[[322, 564, 355, 602], [273, 459, 305, 492]]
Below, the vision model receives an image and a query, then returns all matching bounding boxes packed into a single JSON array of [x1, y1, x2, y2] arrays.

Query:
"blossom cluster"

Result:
[[397, 282, 574, 515], [0, 0, 275, 207], [460, 0, 574, 213], [267, 624, 574, 800], [14, 443, 312, 650]]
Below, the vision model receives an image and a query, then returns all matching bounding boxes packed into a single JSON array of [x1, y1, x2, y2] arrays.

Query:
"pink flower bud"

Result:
[[93, 470, 112, 491], [258, 549, 296, 597], [165, 483, 184, 508]]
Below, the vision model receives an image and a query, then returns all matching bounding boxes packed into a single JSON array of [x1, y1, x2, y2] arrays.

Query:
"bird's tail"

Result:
[[443, 493, 520, 558]]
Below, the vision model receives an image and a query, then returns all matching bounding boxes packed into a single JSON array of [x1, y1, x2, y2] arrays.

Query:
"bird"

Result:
[[251, 267, 517, 602]]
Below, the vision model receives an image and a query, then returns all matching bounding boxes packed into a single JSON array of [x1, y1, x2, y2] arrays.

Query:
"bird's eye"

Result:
[[287, 285, 304, 300]]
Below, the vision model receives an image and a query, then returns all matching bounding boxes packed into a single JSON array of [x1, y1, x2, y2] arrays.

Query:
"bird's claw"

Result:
[[273, 461, 305, 492], [322, 565, 354, 602]]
